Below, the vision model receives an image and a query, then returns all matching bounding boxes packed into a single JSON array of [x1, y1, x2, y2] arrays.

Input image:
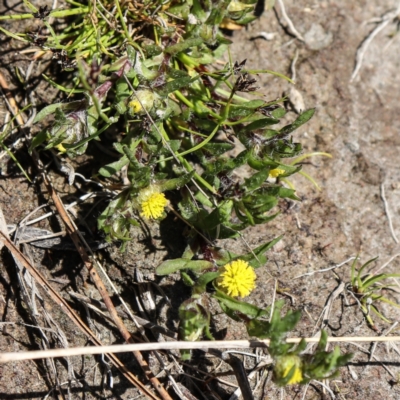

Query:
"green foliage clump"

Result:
[[248, 301, 353, 385], [2, 0, 354, 388], [348, 256, 400, 329]]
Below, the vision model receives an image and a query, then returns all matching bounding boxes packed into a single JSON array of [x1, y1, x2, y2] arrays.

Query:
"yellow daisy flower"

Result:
[[217, 259, 256, 297], [269, 168, 286, 178], [274, 354, 303, 385], [137, 186, 168, 220]]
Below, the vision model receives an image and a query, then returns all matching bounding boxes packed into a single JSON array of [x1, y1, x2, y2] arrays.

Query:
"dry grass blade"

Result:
[[2, 336, 400, 363], [350, 3, 400, 82], [33, 153, 173, 400], [0, 230, 160, 400], [0, 71, 25, 126], [275, 0, 305, 42]]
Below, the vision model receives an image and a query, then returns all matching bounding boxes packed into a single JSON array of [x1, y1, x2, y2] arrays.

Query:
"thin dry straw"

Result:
[[2, 337, 400, 363]]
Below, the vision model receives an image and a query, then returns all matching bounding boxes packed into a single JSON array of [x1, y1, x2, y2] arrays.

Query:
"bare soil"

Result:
[[1, 1, 400, 399]]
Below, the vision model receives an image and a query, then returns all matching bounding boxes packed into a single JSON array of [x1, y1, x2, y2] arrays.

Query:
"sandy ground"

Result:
[[1, 0, 400, 399]]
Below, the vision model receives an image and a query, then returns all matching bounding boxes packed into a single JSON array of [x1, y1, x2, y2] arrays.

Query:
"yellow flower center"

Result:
[[218, 259, 256, 297], [140, 192, 168, 220], [269, 168, 286, 178]]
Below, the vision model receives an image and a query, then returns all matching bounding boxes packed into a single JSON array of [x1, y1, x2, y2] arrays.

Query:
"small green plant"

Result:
[[348, 256, 400, 329], [247, 301, 353, 385]]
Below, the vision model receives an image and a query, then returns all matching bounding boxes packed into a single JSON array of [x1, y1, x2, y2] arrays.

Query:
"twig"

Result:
[[291, 48, 299, 82], [7, 192, 102, 233], [312, 380, 336, 400], [0, 71, 26, 126], [350, 4, 400, 82], [2, 336, 400, 363], [294, 257, 356, 279], [275, 0, 305, 42], [380, 182, 399, 244], [222, 353, 254, 400], [321, 281, 345, 328]]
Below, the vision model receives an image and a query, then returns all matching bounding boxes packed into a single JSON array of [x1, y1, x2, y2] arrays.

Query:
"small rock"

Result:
[[289, 86, 305, 114], [304, 23, 333, 50]]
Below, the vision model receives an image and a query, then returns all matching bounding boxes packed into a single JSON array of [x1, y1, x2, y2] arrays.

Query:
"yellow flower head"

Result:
[[137, 187, 168, 220], [129, 99, 142, 114], [269, 168, 286, 178], [128, 90, 158, 115], [217, 259, 256, 297], [274, 355, 303, 385]]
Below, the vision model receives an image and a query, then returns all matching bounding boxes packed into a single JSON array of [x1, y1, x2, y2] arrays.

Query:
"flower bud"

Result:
[[274, 354, 303, 385], [128, 90, 158, 115]]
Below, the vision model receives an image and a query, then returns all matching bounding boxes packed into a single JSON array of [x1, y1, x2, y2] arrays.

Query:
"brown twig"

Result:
[[33, 153, 172, 400], [0, 71, 25, 126]]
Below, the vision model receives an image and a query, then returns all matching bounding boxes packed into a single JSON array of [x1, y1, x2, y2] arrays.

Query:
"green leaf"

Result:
[[178, 297, 211, 360], [143, 44, 162, 57], [199, 200, 233, 230], [252, 212, 280, 224], [362, 273, 400, 291], [214, 289, 267, 318], [193, 272, 221, 294], [164, 38, 204, 55], [99, 156, 129, 177], [228, 100, 266, 119], [243, 169, 270, 191], [156, 259, 214, 275], [242, 194, 277, 214], [158, 171, 195, 192], [279, 108, 315, 135], [145, 139, 182, 156], [33, 101, 84, 124], [237, 235, 283, 268], [29, 129, 48, 151], [161, 76, 195, 95], [357, 257, 379, 277], [201, 142, 235, 156], [123, 144, 141, 168], [34, 103, 63, 124], [271, 107, 286, 118], [247, 318, 271, 339], [240, 117, 280, 133], [206, 150, 248, 174], [206, 0, 231, 25], [247, 154, 279, 170]]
